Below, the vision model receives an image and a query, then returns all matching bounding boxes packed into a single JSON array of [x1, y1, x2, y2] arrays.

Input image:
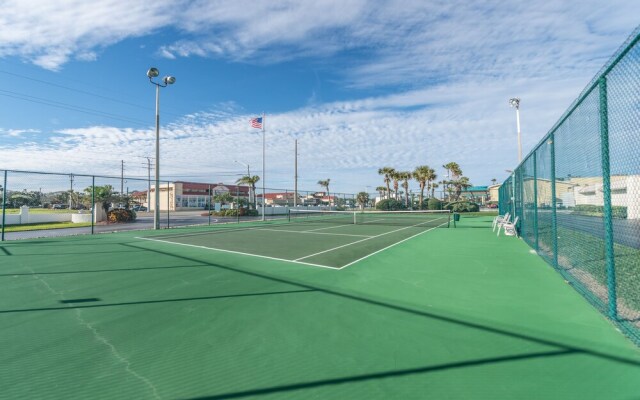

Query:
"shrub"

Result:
[[375, 199, 406, 211], [573, 204, 627, 219], [107, 209, 136, 223], [444, 201, 480, 213], [427, 198, 442, 210]]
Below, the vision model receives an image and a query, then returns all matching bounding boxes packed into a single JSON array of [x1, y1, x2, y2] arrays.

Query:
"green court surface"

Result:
[[1, 216, 639, 399]]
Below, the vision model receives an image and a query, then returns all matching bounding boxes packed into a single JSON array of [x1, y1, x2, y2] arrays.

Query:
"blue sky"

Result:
[[0, 1, 639, 195]]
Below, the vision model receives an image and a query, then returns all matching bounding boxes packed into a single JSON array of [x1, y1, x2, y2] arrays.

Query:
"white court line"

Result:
[[358, 218, 386, 224], [301, 218, 384, 232], [338, 220, 449, 269], [304, 224, 355, 232], [135, 236, 339, 270], [149, 225, 266, 240], [295, 217, 448, 262], [258, 228, 372, 238]]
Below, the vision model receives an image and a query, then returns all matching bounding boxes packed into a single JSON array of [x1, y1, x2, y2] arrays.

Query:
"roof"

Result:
[[463, 186, 488, 192], [174, 181, 249, 195], [256, 192, 298, 199]]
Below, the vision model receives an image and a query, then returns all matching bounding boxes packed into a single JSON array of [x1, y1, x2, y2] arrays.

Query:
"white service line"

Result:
[[149, 224, 269, 240], [304, 224, 355, 232], [258, 228, 372, 238], [295, 217, 448, 261], [338, 220, 450, 269], [135, 236, 339, 270], [358, 218, 386, 224]]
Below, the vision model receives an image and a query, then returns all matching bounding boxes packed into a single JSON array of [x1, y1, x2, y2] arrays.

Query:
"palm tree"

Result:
[[413, 166, 430, 209], [442, 162, 461, 201], [453, 176, 472, 201], [317, 179, 331, 205], [236, 175, 260, 209], [426, 167, 437, 199], [398, 171, 411, 208], [430, 182, 439, 198], [390, 170, 401, 200], [375, 186, 387, 201], [378, 167, 395, 199], [356, 192, 370, 210]]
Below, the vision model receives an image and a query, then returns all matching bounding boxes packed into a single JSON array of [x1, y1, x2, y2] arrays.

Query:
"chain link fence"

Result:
[[499, 28, 640, 345], [0, 169, 357, 240]]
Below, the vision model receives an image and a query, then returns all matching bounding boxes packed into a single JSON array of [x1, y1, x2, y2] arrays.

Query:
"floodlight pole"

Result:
[[509, 98, 522, 162], [294, 139, 298, 208], [262, 112, 266, 221], [154, 84, 160, 229], [147, 67, 175, 230]]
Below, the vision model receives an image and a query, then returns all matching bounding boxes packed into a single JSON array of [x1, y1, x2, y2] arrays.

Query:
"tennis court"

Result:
[[137, 210, 452, 269], [2, 215, 640, 399]]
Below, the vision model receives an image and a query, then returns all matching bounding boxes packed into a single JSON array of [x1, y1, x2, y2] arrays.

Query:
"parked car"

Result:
[[132, 205, 147, 212], [51, 204, 68, 209]]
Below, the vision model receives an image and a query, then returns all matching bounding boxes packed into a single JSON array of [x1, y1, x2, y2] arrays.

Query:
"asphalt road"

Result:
[[534, 210, 640, 249]]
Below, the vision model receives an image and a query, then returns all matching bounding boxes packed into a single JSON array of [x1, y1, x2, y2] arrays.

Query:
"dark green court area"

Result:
[[1, 216, 639, 399]]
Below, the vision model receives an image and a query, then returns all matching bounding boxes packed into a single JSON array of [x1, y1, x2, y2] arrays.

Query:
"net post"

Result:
[[599, 76, 617, 320], [1, 170, 7, 241], [208, 184, 212, 226], [550, 133, 558, 268]]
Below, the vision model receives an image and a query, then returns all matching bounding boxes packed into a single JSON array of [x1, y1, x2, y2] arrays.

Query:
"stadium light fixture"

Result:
[[509, 97, 522, 162], [147, 67, 176, 230]]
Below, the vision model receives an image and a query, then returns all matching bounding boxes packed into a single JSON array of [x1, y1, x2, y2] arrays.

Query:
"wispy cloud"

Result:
[[0, 72, 588, 192], [0, 1, 638, 193]]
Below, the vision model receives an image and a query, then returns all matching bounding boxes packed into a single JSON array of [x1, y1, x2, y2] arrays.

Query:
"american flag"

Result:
[[250, 117, 263, 129]]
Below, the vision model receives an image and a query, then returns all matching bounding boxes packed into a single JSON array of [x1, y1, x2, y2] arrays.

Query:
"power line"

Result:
[[0, 69, 187, 119], [0, 89, 149, 126]]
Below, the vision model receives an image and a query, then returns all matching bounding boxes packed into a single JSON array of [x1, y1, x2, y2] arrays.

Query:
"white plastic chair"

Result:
[[498, 216, 519, 237], [492, 212, 510, 232]]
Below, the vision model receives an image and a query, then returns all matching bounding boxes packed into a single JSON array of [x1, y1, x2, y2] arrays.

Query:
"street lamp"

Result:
[[234, 160, 250, 177], [147, 67, 176, 230], [509, 97, 522, 162]]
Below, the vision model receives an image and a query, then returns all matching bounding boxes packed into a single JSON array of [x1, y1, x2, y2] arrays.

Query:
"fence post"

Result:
[[599, 76, 617, 320], [550, 133, 558, 268], [166, 181, 170, 229], [208, 184, 211, 226], [533, 154, 539, 251], [91, 176, 95, 235], [1, 170, 7, 241]]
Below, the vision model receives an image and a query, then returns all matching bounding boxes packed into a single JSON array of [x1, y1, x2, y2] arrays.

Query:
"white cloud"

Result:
[[0, 128, 40, 137], [0, 0, 182, 70], [0, 70, 587, 193], [0, 0, 638, 194]]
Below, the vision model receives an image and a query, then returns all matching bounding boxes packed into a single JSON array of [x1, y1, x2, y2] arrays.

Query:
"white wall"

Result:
[[2, 206, 90, 225]]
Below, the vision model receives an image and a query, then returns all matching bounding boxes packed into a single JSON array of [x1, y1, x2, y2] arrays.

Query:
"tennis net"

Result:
[[287, 209, 451, 227]]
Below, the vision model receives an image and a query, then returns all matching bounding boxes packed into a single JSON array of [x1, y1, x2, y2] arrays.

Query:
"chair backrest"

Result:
[[511, 216, 519, 226]]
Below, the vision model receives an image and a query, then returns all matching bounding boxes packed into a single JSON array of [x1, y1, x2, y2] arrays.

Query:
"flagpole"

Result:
[[294, 139, 298, 208], [262, 112, 266, 221]]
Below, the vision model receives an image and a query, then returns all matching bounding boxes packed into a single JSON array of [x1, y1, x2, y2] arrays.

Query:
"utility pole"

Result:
[[146, 157, 152, 210], [69, 173, 74, 209], [121, 160, 124, 197], [294, 139, 298, 208]]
